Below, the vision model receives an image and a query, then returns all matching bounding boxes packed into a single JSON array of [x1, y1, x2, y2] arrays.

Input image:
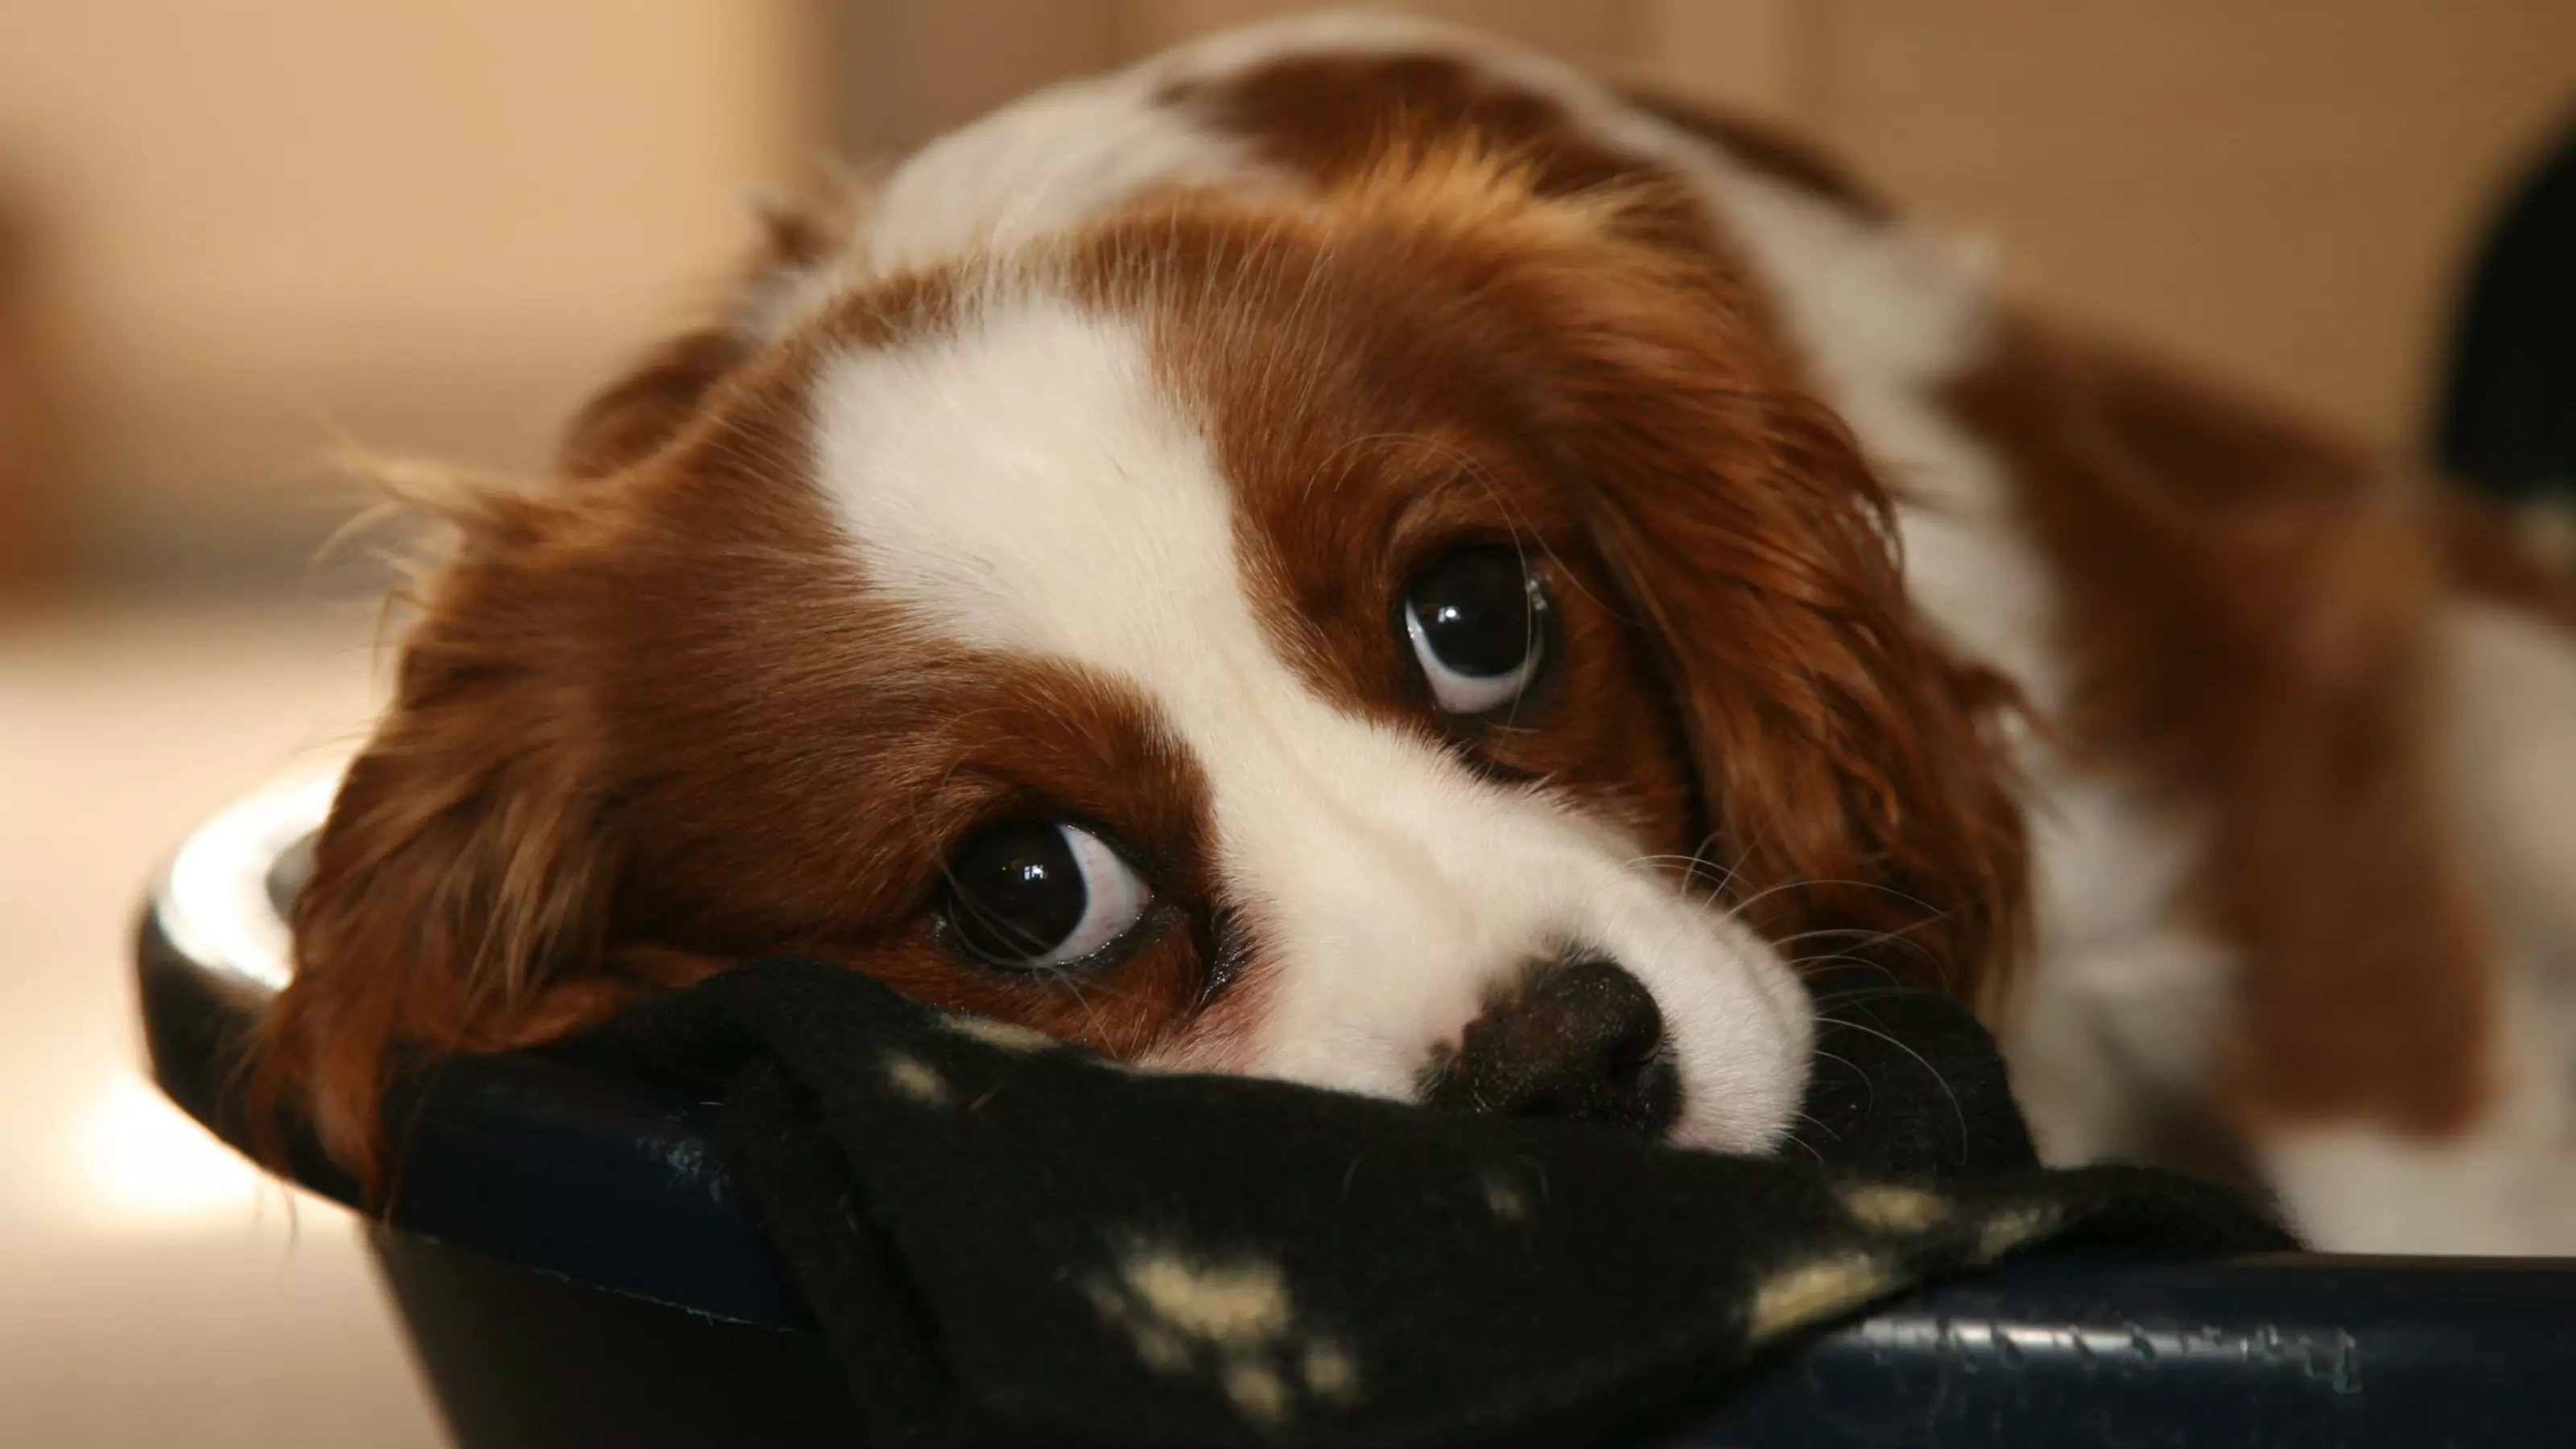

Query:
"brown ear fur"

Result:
[[1574, 360, 2031, 1005], [250, 186, 865, 1185], [250, 489, 606, 1187], [1349, 154, 2031, 1002], [250, 488, 729, 1194]]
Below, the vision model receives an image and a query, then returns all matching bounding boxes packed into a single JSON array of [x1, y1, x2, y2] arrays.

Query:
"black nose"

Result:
[[1422, 956, 1680, 1135]]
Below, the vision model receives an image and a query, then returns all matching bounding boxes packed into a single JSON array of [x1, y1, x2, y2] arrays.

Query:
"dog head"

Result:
[[260, 148, 2026, 1183]]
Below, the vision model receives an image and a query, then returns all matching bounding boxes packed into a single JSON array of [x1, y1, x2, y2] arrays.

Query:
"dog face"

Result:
[[263, 153, 2026, 1181]]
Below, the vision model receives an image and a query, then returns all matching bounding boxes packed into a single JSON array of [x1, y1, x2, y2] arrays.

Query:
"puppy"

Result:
[[258, 14, 2576, 1252]]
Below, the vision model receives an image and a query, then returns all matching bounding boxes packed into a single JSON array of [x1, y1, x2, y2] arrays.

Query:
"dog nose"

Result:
[[1422, 956, 1680, 1134]]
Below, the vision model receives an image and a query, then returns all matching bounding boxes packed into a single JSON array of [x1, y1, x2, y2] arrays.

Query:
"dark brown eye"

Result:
[[1402, 546, 1550, 713], [943, 822, 1150, 969]]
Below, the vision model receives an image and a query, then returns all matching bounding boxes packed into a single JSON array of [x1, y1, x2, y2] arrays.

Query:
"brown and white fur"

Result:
[[257, 14, 2576, 1252]]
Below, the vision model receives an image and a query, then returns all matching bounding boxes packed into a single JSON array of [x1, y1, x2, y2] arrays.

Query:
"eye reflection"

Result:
[[1402, 545, 1550, 714], [944, 821, 1151, 968]]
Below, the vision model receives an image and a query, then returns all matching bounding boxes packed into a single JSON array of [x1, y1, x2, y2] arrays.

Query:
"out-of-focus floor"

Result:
[[0, 603, 445, 1447]]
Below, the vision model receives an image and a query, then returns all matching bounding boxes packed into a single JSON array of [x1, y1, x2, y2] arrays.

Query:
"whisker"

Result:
[[1724, 876, 1954, 924], [1776, 1112, 1831, 1164], [1807, 1016, 1968, 1156], [1805, 988, 1931, 1013], [1807, 1046, 1875, 1121]]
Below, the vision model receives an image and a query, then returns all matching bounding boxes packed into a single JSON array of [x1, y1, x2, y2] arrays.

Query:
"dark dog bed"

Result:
[[139, 768, 2576, 1447]]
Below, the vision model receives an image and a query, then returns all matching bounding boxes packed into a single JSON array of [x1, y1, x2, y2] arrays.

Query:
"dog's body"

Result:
[[265, 14, 2576, 1252]]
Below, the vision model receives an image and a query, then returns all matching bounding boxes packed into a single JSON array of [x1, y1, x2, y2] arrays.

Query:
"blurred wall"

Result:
[[2, 2, 2570, 596], [0, 180, 63, 602], [0, 0, 823, 591]]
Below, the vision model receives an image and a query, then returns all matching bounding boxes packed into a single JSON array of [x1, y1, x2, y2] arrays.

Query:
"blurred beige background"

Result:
[[4, 0, 2574, 602], [0, 3, 2570, 1445]]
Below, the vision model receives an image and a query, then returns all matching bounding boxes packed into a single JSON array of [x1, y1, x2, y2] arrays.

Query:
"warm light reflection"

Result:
[[72, 1072, 267, 1234]]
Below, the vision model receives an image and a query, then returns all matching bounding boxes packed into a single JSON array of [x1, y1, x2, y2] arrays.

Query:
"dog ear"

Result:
[[254, 184, 867, 1186], [1572, 374, 2029, 1005], [1496, 184, 2031, 1006], [248, 489, 686, 1189]]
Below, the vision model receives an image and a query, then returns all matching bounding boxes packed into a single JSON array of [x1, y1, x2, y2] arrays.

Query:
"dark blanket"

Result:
[[590, 958, 2290, 1449]]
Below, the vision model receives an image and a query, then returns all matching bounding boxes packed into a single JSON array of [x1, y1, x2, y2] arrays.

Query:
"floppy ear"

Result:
[[1575, 370, 2029, 1004], [253, 182, 866, 1185], [248, 489, 696, 1189], [1500, 184, 2031, 1005]]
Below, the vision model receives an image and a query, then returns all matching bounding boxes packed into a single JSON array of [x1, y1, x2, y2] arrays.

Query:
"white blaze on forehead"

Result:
[[813, 286, 1810, 1150], [815, 294, 1256, 691]]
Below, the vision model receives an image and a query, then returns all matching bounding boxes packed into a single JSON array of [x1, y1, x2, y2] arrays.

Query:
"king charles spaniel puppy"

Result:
[[256, 14, 2576, 1253]]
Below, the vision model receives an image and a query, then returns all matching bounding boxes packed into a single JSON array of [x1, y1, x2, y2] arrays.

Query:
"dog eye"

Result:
[[1402, 546, 1550, 713], [944, 822, 1152, 969]]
